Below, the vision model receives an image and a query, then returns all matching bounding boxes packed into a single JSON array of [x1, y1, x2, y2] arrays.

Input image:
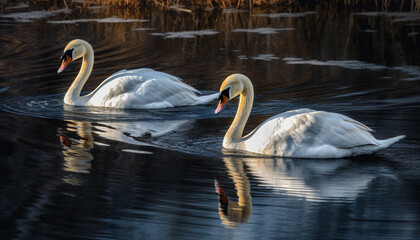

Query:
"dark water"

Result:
[[1, 3, 420, 240]]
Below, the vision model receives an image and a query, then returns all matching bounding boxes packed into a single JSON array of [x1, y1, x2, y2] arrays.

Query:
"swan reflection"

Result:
[[58, 118, 193, 179], [243, 157, 397, 202], [58, 121, 94, 174], [216, 154, 397, 227], [216, 156, 252, 228]]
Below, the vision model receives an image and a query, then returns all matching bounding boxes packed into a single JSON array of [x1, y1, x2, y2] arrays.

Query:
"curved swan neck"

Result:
[[224, 76, 254, 147], [64, 43, 94, 105]]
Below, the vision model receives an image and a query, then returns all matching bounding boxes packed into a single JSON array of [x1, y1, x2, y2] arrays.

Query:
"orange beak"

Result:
[[215, 94, 229, 115], [58, 55, 71, 74]]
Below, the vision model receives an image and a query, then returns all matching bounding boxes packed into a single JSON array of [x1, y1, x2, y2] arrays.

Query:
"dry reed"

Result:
[[20, 0, 420, 11]]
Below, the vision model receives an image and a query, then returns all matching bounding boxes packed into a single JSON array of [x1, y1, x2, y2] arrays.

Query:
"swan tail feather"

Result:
[[195, 92, 219, 105], [377, 135, 405, 149]]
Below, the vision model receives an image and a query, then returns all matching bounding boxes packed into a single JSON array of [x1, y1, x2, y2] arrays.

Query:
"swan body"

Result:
[[215, 74, 405, 158], [58, 39, 217, 109]]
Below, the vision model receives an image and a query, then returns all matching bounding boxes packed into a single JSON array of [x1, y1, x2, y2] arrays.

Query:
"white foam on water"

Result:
[[49, 17, 148, 24], [150, 29, 219, 39], [232, 27, 295, 34]]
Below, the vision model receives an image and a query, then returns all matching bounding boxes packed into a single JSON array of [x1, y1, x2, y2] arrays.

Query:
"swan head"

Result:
[[215, 74, 251, 115], [58, 39, 91, 73]]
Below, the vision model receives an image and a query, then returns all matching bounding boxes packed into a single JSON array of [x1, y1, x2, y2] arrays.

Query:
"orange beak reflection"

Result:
[[58, 55, 71, 74], [215, 95, 229, 115]]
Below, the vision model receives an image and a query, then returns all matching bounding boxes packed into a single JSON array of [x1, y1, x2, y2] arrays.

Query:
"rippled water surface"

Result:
[[1, 3, 420, 240]]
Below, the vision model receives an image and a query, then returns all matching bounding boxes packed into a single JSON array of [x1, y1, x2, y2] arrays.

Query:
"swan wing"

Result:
[[245, 108, 380, 157], [87, 69, 203, 108]]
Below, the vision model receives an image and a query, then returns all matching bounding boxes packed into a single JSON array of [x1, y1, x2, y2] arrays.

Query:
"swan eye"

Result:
[[60, 48, 74, 61], [217, 87, 230, 101]]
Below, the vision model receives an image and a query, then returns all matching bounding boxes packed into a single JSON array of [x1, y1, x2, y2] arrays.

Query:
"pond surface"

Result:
[[1, 3, 420, 240]]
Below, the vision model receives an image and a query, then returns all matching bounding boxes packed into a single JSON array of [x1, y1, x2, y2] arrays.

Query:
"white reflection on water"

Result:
[[284, 58, 420, 81], [59, 118, 192, 183], [244, 157, 397, 202], [215, 154, 398, 228], [94, 119, 193, 145]]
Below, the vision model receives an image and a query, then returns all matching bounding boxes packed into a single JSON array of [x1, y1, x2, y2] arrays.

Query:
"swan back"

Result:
[[86, 68, 206, 109], [244, 109, 402, 158]]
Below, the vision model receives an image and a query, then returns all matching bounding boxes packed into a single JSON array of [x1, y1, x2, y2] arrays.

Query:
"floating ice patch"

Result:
[[232, 27, 295, 34], [49, 17, 148, 24], [238, 54, 279, 61], [352, 12, 409, 17], [150, 30, 219, 39], [222, 8, 248, 14], [392, 13, 420, 23], [284, 59, 387, 70], [283, 57, 303, 61], [5, 3, 29, 10], [353, 11, 420, 23], [133, 27, 155, 31], [284, 58, 420, 81], [254, 12, 317, 18], [364, 29, 377, 33], [251, 54, 279, 61], [393, 66, 420, 81], [0, 9, 70, 22]]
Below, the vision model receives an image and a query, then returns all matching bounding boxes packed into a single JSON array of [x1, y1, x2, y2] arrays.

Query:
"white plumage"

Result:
[[215, 74, 404, 158], [86, 68, 216, 109], [244, 108, 404, 158], [58, 39, 217, 109]]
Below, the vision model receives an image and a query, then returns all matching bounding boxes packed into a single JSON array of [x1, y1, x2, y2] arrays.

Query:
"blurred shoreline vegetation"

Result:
[[2, 0, 419, 12]]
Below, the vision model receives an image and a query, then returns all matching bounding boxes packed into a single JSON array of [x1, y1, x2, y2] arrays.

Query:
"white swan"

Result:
[[215, 74, 405, 158], [58, 39, 218, 109]]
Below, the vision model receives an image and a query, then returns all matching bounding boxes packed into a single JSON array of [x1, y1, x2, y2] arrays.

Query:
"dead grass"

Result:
[[20, 0, 420, 11]]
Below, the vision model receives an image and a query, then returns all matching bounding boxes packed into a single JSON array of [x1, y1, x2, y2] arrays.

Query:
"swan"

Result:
[[215, 73, 405, 158], [57, 39, 218, 109]]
